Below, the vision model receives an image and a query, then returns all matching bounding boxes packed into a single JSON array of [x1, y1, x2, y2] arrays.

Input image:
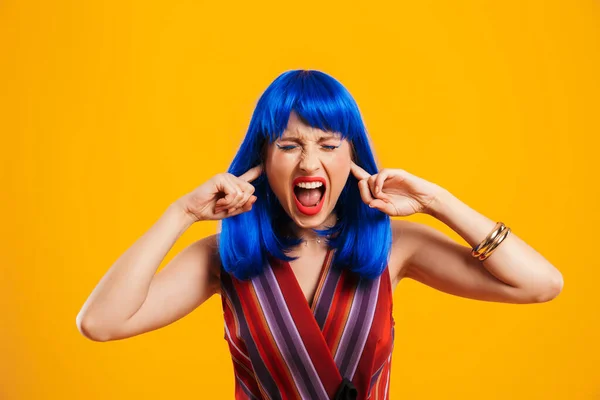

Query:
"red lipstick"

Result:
[[292, 176, 327, 216]]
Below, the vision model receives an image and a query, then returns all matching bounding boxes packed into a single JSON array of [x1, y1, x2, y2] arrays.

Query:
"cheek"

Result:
[[266, 154, 294, 193], [324, 160, 351, 194], [270, 151, 295, 165], [327, 151, 352, 172]]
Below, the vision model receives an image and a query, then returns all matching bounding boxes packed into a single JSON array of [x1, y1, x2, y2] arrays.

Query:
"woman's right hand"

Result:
[[175, 164, 263, 222]]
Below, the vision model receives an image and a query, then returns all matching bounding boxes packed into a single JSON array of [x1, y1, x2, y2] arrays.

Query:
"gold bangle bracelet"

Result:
[[471, 222, 507, 258], [478, 227, 511, 261]]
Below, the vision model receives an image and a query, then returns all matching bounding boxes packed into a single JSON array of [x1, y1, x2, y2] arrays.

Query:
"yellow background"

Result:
[[1, 1, 598, 399]]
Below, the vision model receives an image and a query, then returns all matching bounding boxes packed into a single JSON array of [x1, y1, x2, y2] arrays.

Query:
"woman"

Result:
[[76, 70, 564, 400]]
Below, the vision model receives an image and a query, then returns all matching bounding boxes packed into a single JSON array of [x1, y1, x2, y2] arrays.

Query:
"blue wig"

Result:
[[218, 70, 392, 280]]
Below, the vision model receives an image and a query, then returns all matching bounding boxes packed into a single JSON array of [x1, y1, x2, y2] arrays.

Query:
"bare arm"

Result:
[[348, 162, 563, 304], [75, 204, 220, 341], [75, 164, 263, 342], [392, 190, 563, 304]]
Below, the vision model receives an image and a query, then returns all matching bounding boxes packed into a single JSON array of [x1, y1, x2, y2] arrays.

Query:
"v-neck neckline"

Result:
[[282, 247, 334, 314], [268, 247, 345, 394]]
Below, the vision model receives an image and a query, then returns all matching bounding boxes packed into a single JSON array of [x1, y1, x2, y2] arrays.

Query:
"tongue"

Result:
[[296, 188, 322, 207]]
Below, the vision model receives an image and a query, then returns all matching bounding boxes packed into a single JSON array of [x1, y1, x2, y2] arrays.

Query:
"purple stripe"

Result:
[[368, 309, 396, 396], [343, 278, 380, 378], [252, 276, 313, 399], [236, 376, 260, 400], [368, 357, 387, 391], [313, 258, 342, 330], [224, 322, 251, 363], [383, 355, 391, 400], [366, 353, 392, 399], [221, 270, 280, 400], [252, 262, 330, 399], [367, 353, 390, 395], [334, 275, 381, 379]]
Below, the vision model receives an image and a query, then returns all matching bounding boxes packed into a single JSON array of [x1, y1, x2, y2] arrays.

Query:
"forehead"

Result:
[[280, 112, 341, 140]]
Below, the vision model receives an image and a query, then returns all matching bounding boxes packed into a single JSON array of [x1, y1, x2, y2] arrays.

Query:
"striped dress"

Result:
[[219, 247, 395, 400]]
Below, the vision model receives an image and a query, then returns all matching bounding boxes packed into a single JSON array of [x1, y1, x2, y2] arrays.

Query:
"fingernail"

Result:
[[375, 186, 380, 193], [369, 203, 374, 208]]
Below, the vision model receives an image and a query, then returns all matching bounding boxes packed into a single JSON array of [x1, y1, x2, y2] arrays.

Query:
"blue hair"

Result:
[[218, 70, 392, 280]]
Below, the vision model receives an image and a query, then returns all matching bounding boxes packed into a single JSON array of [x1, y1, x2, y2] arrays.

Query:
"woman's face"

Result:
[[265, 111, 353, 229]]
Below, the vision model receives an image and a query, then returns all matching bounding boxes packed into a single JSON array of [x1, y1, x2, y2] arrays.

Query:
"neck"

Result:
[[288, 212, 338, 246]]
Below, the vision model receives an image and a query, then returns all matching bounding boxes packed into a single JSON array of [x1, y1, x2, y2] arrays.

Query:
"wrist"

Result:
[[167, 200, 199, 229], [423, 186, 453, 218]]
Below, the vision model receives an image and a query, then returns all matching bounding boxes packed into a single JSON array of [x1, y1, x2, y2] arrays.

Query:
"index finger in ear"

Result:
[[350, 161, 371, 181], [238, 164, 263, 183]]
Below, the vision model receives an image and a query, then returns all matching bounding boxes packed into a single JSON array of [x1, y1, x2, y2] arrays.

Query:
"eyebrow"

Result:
[[278, 134, 341, 143]]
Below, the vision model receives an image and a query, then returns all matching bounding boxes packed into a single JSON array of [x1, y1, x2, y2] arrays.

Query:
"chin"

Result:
[[286, 198, 336, 229], [290, 214, 329, 229]]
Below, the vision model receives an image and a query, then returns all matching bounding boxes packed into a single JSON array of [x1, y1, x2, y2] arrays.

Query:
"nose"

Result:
[[298, 147, 321, 173]]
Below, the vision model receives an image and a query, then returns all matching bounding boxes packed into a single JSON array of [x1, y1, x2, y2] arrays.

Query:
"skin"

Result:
[[264, 111, 353, 242], [263, 111, 359, 302], [77, 112, 562, 342]]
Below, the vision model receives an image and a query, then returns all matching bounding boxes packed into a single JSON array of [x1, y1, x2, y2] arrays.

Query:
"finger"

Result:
[[212, 207, 230, 219], [231, 176, 256, 196], [227, 196, 257, 217], [357, 178, 375, 205], [367, 174, 390, 202], [350, 161, 371, 181], [372, 171, 392, 202], [227, 206, 239, 215], [368, 199, 396, 215], [221, 194, 256, 210], [238, 164, 263, 183], [242, 195, 257, 209], [226, 207, 247, 218], [218, 173, 255, 212], [367, 175, 378, 195], [373, 171, 387, 194], [215, 177, 239, 208], [231, 188, 254, 210], [239, 196, 257, 213], [216, 191, 239, 208], [224, 175, 246, 206]]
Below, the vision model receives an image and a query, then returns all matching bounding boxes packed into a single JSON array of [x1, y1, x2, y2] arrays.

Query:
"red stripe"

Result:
[[223, 296, 254, 370], [372, 359, 386, 399], [270, 256, 342, 398], [222, 289, 266, 399], [310, 249, 334, 313], [378, 358, 391, 399], [323, 270, 357, 355], [222, 291, 264, 399], [232, 277, 300, 400], [231, 356, 262, 399], [357, 267, 394, 399], [222, 258, 396, 400], [354, 275, 391, 397]]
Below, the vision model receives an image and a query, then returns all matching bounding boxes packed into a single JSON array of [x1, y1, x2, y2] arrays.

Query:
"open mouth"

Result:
[[292, 178, 326, 216]]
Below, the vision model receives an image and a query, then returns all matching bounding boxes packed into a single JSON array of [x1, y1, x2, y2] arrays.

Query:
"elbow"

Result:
[[76, 314, 112, 342], [534, 273, 564, 303]]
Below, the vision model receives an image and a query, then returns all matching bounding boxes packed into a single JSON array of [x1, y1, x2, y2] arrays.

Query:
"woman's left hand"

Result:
[[350, 161, 443, 217]]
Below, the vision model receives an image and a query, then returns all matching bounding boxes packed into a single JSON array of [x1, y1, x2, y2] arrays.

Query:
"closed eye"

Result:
[[277, 144, 297, 151], [276, 144, 341, 152], [322, 144, 340, 151]]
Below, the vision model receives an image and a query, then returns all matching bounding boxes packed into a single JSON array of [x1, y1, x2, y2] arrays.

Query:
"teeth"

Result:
[[295, 181, 324, 189]]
